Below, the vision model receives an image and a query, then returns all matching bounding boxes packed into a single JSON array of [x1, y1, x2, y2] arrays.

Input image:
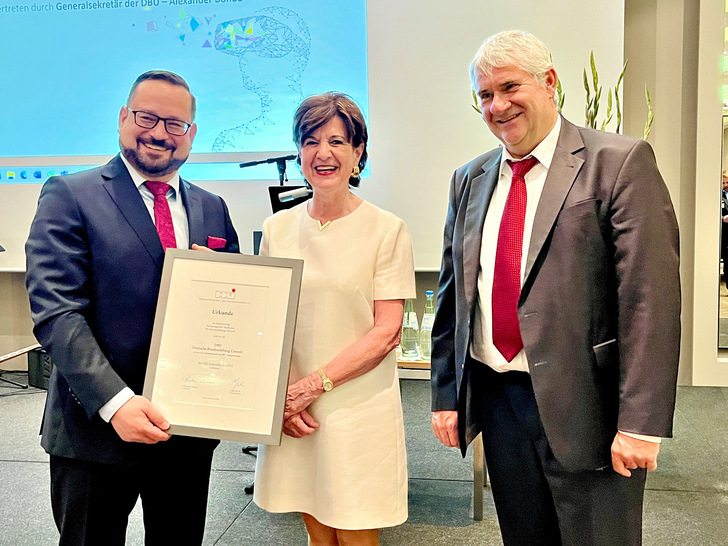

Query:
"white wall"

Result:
[[362, 0, 624, 269]]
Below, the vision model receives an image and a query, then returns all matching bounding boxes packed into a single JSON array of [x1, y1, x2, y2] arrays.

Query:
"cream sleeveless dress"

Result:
[[253, 200, 416, 529]]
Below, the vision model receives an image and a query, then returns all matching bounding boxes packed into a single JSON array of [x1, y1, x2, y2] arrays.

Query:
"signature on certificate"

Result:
[[230, 377, 245, 393]]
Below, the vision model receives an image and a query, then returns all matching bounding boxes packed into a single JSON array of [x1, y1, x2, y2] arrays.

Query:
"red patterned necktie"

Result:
[[145, 181, 177, 251], [492, 156, 539, 362]]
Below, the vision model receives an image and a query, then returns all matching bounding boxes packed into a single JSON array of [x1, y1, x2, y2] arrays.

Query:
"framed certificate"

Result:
[[143, 249, 303, 445]]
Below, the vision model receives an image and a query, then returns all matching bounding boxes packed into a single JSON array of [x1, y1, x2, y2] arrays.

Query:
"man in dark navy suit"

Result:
[[26, 70, 239, 545]]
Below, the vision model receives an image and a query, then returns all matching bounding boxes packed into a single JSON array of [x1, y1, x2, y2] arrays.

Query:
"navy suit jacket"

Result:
[[26, 154, 240, 465], [430, 118, 681, 471]]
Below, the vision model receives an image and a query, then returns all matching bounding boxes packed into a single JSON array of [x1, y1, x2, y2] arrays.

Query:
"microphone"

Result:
[[240, 154, 297, 185], [239, 154, 297, 168], [278, 187, 313, 202]]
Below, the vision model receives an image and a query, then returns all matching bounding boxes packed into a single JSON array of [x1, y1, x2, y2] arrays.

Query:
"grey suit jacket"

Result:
[[430, 118, 681, 471], [26, 155, 240, 465]]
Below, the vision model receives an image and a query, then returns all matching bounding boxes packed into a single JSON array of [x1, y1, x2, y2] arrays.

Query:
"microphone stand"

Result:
[[238, 157, 302, 488], [239, 154, 297, 185], [240, 154, 309, 213]]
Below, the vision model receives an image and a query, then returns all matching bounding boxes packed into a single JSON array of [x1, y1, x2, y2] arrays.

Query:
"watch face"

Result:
[[318, 368, 334, 391]]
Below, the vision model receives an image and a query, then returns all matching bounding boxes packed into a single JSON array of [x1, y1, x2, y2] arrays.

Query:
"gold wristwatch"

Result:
[[317, 368, 334, 392]]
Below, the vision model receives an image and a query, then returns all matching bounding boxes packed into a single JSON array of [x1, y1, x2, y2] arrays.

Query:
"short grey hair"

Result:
[[469, 30, 554, 89]]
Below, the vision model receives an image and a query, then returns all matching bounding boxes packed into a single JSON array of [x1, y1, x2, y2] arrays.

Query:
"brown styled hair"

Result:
[[292, 92, 368, 187]]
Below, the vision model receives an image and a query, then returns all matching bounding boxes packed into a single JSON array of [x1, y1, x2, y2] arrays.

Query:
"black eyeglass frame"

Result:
[[128, 109, 192, 136]]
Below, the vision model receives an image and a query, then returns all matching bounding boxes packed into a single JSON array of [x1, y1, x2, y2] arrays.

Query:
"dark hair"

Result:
[[292, 92, 368, 187], [127, 70, 197, 121]]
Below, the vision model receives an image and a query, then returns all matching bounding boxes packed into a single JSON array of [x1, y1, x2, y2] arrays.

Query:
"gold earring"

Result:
[[352, 166, 360, 178]]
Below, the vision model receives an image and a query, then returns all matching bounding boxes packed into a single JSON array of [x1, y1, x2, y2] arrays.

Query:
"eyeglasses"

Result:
[[129, 109, 192, 136]]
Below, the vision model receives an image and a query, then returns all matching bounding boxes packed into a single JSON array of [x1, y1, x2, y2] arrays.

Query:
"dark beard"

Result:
[[121, 140, 188, 178]]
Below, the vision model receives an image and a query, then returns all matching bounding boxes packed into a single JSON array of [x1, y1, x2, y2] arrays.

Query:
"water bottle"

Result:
[[419, 290, 435, 360], [400, 299, 419, 359]]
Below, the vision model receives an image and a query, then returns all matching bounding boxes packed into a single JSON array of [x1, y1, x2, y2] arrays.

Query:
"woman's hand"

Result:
[[284, 375, 322, 419], [282, 409, 319, 438]]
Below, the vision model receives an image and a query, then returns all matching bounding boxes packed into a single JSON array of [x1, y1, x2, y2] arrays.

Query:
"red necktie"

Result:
[[145, 181, 177, 251], [492, 156, 539, 362]]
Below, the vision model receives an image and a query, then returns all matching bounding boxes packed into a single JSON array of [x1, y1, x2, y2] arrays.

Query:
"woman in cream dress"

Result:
[[253, 92, 415, 546]]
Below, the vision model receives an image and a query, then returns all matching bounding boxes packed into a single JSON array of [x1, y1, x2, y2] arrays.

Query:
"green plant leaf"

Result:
[[616, 59, 628, 91], [600, 90, 613, 131], [556, 81, 565, 112], [471, 88, 482, 114], [615, 91, 622, 134], [593, 86, 602, 127], [590, 51, 599, 88], [643, 84, 654, 140]]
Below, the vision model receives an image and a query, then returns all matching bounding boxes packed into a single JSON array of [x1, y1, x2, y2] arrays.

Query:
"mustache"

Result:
[[139, 136, 174, 150]]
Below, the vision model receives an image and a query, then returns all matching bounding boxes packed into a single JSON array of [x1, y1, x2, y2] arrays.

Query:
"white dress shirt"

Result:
[[470, 117, 561, 373]]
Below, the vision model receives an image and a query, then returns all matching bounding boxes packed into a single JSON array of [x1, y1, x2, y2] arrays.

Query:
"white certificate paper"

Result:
[[143, 250, 302, 444]]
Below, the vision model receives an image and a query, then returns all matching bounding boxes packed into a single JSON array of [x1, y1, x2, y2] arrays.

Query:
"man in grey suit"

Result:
[[26, 71, 239, 545], [430, 31, 680, 545]]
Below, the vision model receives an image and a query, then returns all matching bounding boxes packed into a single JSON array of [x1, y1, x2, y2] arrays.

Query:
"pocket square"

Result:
[[207, 236, 226, 249]]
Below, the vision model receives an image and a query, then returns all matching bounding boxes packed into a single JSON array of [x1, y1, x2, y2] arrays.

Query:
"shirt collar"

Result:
[[498, 115, 562, 174], [119, 153, 181, 195]]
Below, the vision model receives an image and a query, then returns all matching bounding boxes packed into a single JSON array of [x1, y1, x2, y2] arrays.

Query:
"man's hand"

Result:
[[432, 410, 460, 448], [110, 395, 171, 444], [611, 431, 661, 477]]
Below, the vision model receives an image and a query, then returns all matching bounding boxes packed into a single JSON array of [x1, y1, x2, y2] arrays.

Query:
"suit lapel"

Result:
[[523, 119, 585, 284], [181, 179, 203, 247], [463, 153, 500, 306], [101, 155, 166, 271]]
